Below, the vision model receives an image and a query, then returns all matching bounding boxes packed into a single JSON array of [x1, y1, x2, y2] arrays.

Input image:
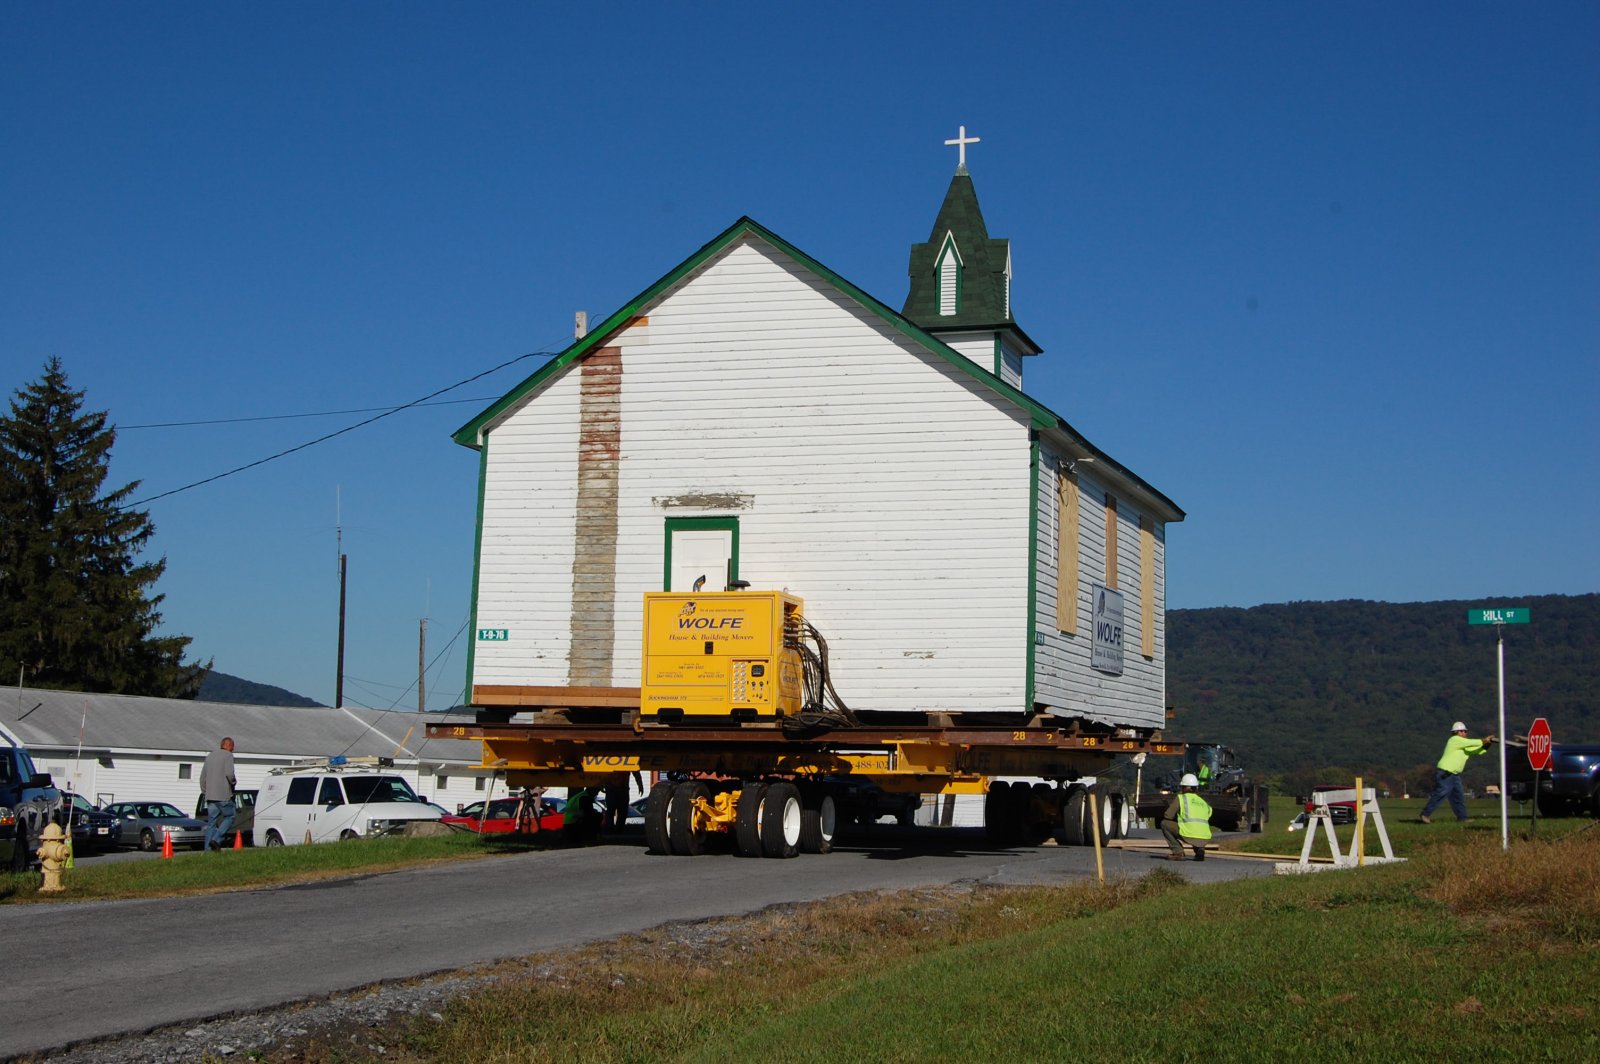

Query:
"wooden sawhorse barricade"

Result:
[[1276, 779, 1406, 874]]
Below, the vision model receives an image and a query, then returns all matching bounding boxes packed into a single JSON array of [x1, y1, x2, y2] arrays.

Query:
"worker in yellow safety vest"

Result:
[[1161, 773, 1213, 862], [1419, 721, 1496, 824]]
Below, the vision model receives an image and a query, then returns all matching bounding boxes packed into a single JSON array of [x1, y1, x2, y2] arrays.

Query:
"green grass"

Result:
[[1221, 793, 1594, 859], [0, 830, 548, 903], [371, 825, 1598, 1064]]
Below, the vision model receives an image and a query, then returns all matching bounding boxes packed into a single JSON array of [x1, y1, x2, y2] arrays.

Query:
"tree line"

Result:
[[1164, 594, 1598, 794]]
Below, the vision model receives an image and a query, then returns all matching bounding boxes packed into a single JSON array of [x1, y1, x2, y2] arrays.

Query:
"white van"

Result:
[[255, 761, 442, 845]]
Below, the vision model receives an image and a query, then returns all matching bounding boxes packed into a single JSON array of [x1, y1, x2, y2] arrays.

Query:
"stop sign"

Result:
[[1527, 717, 1553, 772]]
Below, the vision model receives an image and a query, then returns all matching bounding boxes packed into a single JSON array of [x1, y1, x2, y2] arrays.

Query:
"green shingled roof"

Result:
[[903, 172, 1014, 331]]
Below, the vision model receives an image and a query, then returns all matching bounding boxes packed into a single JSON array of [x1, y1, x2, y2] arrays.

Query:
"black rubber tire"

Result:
[[265, 831, 284, 847], [1004, 781, 1032, 846], [800, 793, 836, 855], [1105, 792, 1124, 840], [644, 780, 674, 855], [1058, 786, 1087, 846], [735, 782, 768, 858], [340, 829, 359, 841], [139, 828, 156, 852], [1019, 783, 1052, 845], [761, 781, 801, 859], [668, 781, 709, 856], [983, 781, 1011, 846], [1096, 789, 1117, 843]]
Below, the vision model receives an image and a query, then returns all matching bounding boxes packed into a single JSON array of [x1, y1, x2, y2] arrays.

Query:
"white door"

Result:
[[670, 529, 734, 593]]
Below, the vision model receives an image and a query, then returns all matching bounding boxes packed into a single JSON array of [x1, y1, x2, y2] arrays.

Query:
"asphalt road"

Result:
[[1, 826, 1269, 1059]]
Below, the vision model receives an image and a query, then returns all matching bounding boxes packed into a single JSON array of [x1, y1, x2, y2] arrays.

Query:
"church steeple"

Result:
[[903, 127, 1040, 380]]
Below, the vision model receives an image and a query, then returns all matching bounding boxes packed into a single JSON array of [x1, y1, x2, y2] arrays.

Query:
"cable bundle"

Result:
[[783, 620, 860, 735]]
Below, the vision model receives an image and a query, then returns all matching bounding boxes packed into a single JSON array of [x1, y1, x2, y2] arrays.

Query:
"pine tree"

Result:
[[0, 358, 209, 696]]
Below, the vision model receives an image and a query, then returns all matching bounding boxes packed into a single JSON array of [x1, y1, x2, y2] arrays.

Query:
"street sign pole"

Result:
[[1468, 607, 1529, 852], [1496, 624, 1508, 851]]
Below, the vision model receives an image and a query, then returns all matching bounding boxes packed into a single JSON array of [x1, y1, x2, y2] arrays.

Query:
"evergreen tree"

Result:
[[0, 358, 208, 696]]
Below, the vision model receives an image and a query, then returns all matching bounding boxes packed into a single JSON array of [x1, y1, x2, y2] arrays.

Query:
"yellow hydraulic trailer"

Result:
[[427, 591, 1181, 858]]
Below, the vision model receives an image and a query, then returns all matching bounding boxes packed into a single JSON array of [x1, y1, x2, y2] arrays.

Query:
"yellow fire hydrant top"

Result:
[[36, 822, 71, 894]]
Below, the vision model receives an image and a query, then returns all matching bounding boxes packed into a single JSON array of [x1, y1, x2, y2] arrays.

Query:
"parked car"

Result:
[[61, 793, 120, 852], [442, 795, 566, 834], [106, 801, 207, 851], [1507, 742, 1600, 818], [193, 788, 259, 846]]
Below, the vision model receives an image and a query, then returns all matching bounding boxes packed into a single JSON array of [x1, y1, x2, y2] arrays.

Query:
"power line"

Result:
[[120, 396, 498, 430], [122, 348, 556, 508]]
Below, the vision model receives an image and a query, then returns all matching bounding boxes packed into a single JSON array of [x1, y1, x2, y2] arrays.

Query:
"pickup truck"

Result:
[[1507, 742, 1600, 818], [1, 744, 63, 871]]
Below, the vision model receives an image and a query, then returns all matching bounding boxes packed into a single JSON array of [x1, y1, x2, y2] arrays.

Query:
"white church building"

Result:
[[455, 142, 1184, 734]]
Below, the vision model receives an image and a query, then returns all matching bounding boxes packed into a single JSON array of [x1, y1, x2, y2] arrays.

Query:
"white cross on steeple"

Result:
[[945, 124, 980, 170]]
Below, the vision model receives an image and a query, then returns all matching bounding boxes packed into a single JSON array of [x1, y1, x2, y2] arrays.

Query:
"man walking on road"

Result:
[[200, 736, 237, 851], [1420, 722, 1494, 824]]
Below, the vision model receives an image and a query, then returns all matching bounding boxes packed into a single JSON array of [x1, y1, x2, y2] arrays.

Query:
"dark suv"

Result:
[[61, 793, 121, 852], [1507, 743, 1600, 818]]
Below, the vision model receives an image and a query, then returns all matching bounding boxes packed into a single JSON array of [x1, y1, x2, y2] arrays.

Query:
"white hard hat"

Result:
[[1450, 721, 1467, 732], [1179, 773, 1200, 787]]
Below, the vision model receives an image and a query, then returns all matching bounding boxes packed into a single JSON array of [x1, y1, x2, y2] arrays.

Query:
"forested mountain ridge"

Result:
[[198, 671, 323, 708], [1165, 593, 1597, 784]]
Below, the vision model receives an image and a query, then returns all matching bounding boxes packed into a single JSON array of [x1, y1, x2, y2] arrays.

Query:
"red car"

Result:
[[441, 795, 565, 834]]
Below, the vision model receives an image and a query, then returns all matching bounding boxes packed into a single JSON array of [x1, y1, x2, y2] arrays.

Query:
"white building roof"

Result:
[[1, 687, 478, 769]]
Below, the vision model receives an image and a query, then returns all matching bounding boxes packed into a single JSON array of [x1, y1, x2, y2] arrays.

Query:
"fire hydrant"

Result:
[[36, 822, 71, 893]]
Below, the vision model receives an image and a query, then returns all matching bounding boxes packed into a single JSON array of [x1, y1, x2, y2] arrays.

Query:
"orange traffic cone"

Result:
[[233, 831, 243, 850], [160, 830, 174, 859]]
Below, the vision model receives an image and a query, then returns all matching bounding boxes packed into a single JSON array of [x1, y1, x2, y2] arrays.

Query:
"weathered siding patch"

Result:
[[568, 346, 622, 686], [652, 492, 754, 510]]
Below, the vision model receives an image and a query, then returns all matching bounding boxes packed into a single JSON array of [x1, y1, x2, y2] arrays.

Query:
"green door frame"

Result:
[[663, 516, 741, 591]]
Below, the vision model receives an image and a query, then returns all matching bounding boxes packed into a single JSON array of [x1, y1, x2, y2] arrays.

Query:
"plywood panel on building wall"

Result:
[[1031, 453, 1167, 730]]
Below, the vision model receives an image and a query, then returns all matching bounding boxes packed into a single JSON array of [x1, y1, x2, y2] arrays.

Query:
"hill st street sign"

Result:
[[1468, 607, 1529, 625], [1526, 717, 1553, 773]]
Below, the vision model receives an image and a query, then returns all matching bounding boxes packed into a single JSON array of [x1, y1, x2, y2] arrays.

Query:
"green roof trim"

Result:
[[451, 216, 1182, 522]]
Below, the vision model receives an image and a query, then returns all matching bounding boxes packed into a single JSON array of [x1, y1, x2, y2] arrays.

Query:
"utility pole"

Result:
[[418, 617, 427, 713], [335, 553, 347, 709]]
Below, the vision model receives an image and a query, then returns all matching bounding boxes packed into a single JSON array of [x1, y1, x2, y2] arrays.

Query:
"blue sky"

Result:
[[4, 3, 1596, 708]]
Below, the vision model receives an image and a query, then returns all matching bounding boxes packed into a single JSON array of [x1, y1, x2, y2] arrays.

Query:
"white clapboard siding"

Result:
[[472, 235, 1033, 712], [473, 366, 583, 687], [1031, 452, 1167, 730]]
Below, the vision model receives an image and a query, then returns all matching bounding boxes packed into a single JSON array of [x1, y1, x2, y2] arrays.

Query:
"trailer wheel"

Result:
[[1058, 786, 1087, 846], [669, 781, 710, 856], [1112, 792, 1131, 839], [735, 782, 768, 858], [984, 781, 1011, 846], [1095, 789, 1118, 843], [800, 793, 836, 855], [1020, 783, 1052, 845], [761, 781, 801, 858], [644, 781, 675, 855], [1003, 783, 1033, 846]]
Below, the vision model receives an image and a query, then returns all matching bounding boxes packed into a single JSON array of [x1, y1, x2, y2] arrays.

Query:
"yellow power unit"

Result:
[[641, 591, 804, 721]]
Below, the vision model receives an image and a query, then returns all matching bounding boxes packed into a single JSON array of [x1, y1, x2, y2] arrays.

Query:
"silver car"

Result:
[[104, 801, 207, 851]]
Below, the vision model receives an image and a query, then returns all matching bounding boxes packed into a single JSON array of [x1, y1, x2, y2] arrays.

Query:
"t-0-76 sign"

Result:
[[1526, 717, 1553, 772]]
